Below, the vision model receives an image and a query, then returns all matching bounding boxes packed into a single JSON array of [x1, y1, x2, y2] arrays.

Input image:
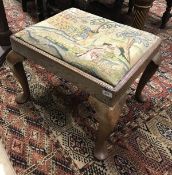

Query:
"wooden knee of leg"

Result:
[[6, 50, 24, 66], [6, 50, 30, 104], [89, 95, 126, 160], [152, 51, 161, 66], [135, 52, 161, 102]]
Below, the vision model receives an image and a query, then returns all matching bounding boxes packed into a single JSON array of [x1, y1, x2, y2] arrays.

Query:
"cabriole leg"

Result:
[[6, 50, 30, 104], [135, 53, 161, 102], [89, 95, 125, 160]]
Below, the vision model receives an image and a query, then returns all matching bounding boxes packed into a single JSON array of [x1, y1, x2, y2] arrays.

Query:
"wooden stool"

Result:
[[6, 8, 161, 160]]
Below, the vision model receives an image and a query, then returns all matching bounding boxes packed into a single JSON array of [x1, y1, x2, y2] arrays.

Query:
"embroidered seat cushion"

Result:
[[14, 8, 160, 86]]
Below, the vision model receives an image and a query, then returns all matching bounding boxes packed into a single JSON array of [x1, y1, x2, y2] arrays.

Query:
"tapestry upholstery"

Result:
[[14, 8, 160, 86]]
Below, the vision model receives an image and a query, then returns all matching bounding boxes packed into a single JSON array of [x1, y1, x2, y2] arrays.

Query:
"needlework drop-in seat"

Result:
[[14, 8, 160, 86]]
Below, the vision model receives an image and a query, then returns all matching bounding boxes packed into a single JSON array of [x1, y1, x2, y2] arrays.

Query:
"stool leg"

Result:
[[89, 96, 125, 160], [21, 0, 27, 12], [132, 0, 153, 30], [128, 0, 135, 15], [160, 0, 172, 29], [135, 60, 159, 102], [6, 50, 30, 104]]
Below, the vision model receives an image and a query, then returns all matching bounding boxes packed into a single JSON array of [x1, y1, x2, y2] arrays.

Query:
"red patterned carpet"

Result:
[[1, 0, 172, 175]]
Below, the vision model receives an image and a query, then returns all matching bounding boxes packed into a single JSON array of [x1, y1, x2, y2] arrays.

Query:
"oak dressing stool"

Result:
[[6, 8, 161, 160]]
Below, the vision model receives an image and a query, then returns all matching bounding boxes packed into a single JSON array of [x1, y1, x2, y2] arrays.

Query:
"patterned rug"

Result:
[[1, 0, 172, 174]]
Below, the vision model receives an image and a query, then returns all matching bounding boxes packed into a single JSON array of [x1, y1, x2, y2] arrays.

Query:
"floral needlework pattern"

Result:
[[14, 8, 160, 86]]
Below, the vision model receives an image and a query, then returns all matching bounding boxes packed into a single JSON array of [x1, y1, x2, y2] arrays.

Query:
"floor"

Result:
[[0, 46, 8, 57], [0, 141, 16, 175]]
